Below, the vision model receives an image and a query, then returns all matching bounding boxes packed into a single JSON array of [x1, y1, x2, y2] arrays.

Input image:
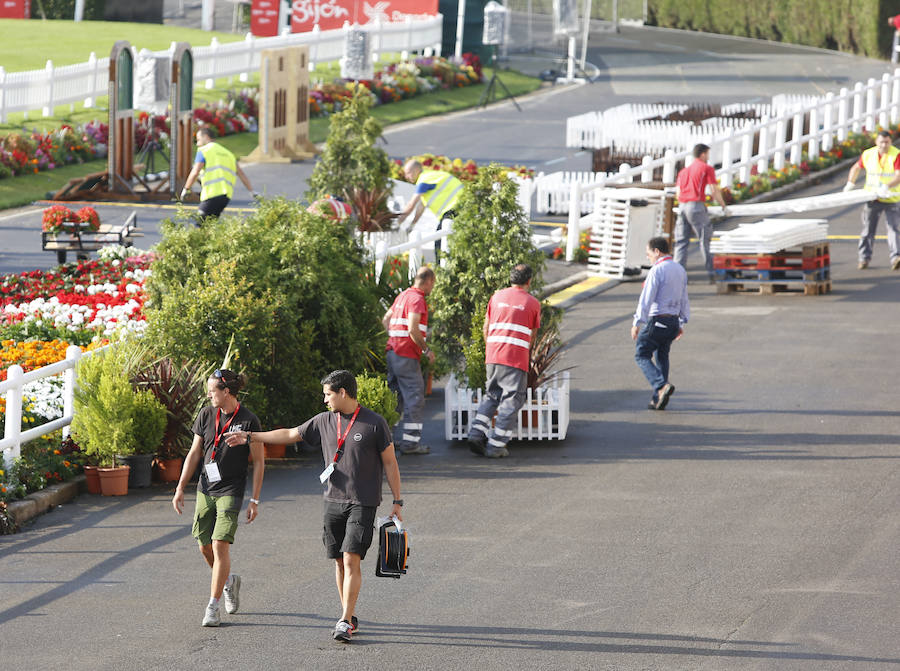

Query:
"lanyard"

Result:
[[211, 403, 240, 461], [654, 255, 672, 265], [333, 406, 361, 464]]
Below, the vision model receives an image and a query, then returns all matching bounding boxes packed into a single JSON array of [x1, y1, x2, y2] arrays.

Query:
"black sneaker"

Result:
[[350, 616, 359, 634], [468, 436, 487, 456], [333, 619, 352, 642]]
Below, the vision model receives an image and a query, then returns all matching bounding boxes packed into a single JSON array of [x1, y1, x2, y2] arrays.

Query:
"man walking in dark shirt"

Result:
[[172, 369, 265, 627], [225, 370, 403, 643]]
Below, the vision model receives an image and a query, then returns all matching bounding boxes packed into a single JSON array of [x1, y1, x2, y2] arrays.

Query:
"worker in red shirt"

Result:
[[888, 15, 900, 31], [674, 143, 729, 281], [382, 266, 436, 455], [468, 264, 541, 459]]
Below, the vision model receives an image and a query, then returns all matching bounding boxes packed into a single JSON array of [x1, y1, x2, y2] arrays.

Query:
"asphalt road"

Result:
[[2, 26, 900, 671]]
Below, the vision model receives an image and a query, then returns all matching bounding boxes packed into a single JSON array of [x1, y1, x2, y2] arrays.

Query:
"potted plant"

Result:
[[117, 390, 166, 488], [356, 372, 400, 428], [71, 368, 136, 496], [131, 356, 208, 482]]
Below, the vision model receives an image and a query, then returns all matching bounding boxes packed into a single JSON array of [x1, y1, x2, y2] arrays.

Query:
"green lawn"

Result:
[[0, 52, 542, 210]]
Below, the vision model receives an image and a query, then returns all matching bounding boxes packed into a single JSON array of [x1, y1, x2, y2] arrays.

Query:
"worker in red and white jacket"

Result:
[[468, 264, 541, 459], [382, 266, 436, 455]]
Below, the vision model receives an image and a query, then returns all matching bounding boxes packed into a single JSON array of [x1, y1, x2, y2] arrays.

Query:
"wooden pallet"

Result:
[[716, 279, 832, 295], [713, 242, 830, 271], [714, 266, 830, 283]]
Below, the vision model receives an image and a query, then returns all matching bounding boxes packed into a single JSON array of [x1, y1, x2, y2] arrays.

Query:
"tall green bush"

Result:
[[356, 373, 400, 427], [428, 165, 545, 373], [130, 390, 167, 455], [31, 0, 105, 20], [649, 0, 890, 59], [144, 198, 384, 426], [71, 357, 136, 467]]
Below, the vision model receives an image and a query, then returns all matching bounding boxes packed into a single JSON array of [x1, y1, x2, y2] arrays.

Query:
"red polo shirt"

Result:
[[676, 159, 717, 203], [386, 287, 428, 360]]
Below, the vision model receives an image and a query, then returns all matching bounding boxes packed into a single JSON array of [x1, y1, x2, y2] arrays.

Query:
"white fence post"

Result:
[[739, 133, 752, 184], [720, 140, 733, 188], [62, 345, 82, 439], [662, 148, 676, 183], [640, 155, 652, 182], [822, 92, 834, 152], [838, 87, 849, 141], [0, 66, 6, 123], [756, 117, 769, 174], [880, 73, 891, 129], [83, 52, 97, 108], [852, 82, 863, 134], [891, 69, 900, 125], [2, 365, 24, 468], [43, 60, 54, 117], [618, 162, 633, 183], [865, 78, 877, 132], [808, 107, 819, 161], [565, 181, 582, 261], [790, 111, 803, 166], [206, 37, 219, 89], [241, 32, 254, 83], [773, 118, 786, 170]]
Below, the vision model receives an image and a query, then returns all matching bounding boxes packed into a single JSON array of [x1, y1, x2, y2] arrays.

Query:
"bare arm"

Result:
[[382, 307, 393, 333], [224, 426, 301, 447], [399, 193, 422, 221], [235, 162, 255, 193], [246, 436, 264, 522], [182, 162, 203, 194], [710, 184, 727, 209], [172, 433, 204, 514], [380, 444, 403, 521], [407, 311, 434, 363], [847, 163, 862, 185]]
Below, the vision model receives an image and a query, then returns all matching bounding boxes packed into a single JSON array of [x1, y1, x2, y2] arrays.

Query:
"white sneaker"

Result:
[[202, 604, 220, 627], [223, 574, 241, 614], [333, 619, 352, 642]]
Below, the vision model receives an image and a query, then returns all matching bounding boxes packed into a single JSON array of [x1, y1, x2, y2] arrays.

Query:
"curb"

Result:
[[7, 475, 85, 526]]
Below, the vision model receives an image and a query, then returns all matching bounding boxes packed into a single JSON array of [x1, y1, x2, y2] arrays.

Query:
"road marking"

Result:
[[0, 208, 41, 221], [544, 157, 567, 166], [545, 276, 609, 306], [36, 200, 257, 213]]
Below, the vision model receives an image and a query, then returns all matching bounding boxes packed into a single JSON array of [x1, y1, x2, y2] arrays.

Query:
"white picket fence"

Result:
[[0, 15, 443, 121], [562, 69, 900, 262], [444, 372, 570, 441], [1, 345, 107, 469]]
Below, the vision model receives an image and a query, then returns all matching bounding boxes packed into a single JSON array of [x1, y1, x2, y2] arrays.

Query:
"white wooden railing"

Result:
[[0, 15, 443, 121], [1, 345, 108, 469], [563, 69, 900, 261]]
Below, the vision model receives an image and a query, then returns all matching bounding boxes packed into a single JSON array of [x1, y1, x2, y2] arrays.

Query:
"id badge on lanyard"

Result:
[[207, 405, 240, 484], [319, 406, 360, 484]]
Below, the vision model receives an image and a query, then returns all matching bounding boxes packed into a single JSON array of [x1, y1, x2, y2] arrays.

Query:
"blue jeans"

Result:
[[634, 315, 680, 399]]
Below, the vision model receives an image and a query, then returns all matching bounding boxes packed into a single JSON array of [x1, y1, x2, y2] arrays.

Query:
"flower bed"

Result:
[[309, 55, 482, 117], [391, 152, 534, 183]]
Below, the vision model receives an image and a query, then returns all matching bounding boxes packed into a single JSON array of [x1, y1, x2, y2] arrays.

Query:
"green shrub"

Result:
[[356, 373, 400, 427], [429, 165, 545, 375], [649, 0, 889, 59], [461, 301, 487, 391], [144, 198, 384, 426], [130, 389, 167, 455], [71, 359, 136, 466], [31, 0, 105, 20]]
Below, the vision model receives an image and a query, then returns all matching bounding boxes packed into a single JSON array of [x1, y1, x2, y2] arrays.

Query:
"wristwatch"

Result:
[[249, 498, 260, 504], [392, 499, 404, 506]]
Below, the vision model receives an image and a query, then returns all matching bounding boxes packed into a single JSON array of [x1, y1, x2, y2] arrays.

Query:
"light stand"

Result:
[[479, 1, 520, 111]]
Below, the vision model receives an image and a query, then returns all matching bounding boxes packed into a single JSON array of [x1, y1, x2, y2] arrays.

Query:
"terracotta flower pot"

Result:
[[83, 465, 101, 495], [154, 457, 183, 483], [264, 443, 286, 459], [97, 465, 130, 496]]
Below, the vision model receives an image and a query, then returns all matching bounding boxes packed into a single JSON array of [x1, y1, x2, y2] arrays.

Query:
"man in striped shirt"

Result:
[[468, 264, 541, 459], [383, 266, 436, 455], [631, 237, 690, 410]]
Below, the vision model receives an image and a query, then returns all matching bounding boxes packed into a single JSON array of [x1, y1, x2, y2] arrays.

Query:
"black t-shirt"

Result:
[[298, 405, 391, 507], [192, 404, 262, 497]]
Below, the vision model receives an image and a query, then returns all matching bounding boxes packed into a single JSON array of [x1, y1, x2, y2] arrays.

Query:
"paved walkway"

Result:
[[3, 27, 900, 670]]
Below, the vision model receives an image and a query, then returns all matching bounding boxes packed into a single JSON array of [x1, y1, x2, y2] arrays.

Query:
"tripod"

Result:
[[136, 134, 170, 180], [478, 45, 521, 112]]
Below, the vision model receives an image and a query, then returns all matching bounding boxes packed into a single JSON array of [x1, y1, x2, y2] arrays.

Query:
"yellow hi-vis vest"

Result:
[[417, 170, 463, 218], [862, 145, 900, 203], [199, 142, 237, 201]]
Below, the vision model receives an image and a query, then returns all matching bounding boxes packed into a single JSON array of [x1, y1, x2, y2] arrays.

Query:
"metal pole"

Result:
[[580, 0, 592, 70], [613, 0, 619, 32], [74, 0, 85, 21], [202, 0, 215, 31], [527, 0, 533, 51], [454, 0, 467, 60]]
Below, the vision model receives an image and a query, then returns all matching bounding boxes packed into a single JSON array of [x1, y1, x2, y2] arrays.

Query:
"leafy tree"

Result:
[[144, 199, 384, 426], [306, 89, 394, 231], [429, 164, 545, 374]]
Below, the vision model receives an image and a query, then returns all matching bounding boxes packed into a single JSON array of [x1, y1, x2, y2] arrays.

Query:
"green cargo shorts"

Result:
[[192, 492, 242, 545]]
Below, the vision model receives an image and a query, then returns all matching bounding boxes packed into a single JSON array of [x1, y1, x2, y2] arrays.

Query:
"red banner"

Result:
[[290, 0, 438, 34], [250, 0, 281, 37], [0, 0, 30, 19]]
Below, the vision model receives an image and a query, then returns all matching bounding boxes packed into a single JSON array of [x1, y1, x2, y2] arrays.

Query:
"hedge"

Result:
[[31, 0, 105, 20], [649, 0, 893, 60]]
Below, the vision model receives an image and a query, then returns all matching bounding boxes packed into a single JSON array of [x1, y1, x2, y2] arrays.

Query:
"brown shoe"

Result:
[[892, 257, 900, 271], [858, 260, 869, 269]]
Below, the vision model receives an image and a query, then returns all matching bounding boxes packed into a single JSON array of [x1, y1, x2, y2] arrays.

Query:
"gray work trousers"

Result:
[[468, 363, 527, 450], [859, 200, 900, 263], [674, 200, 714, 275], [386, 350, 424, 450]]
